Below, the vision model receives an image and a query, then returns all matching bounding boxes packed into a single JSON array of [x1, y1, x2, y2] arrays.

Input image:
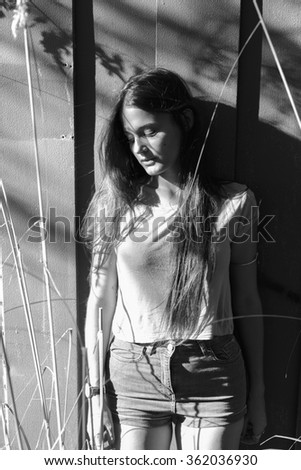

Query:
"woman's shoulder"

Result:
[[214, 181, 258, 225], [218, 180, 256, 204]]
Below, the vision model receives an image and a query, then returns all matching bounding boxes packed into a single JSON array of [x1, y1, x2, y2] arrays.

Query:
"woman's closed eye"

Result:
[[125, 128, 158, 144], [143, 128, 157, 137]]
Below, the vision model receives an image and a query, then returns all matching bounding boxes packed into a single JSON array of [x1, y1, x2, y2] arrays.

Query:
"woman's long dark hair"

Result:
[[84, 68, 222, 340]]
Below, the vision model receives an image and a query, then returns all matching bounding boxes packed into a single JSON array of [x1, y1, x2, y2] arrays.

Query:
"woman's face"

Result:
[[122, 106, 182, 182]]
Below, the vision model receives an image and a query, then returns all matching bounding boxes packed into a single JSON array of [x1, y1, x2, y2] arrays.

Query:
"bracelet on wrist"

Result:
[[85, 383, 101, 399]]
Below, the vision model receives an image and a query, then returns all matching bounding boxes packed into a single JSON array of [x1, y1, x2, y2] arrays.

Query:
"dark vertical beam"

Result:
[[235, 0, 263, 181], [236, 0, 263, 451], [73, 0, 95, 448]]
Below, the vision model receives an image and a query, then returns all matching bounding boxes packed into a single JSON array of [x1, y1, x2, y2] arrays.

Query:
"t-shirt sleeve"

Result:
[[231, 189, 258, 243]]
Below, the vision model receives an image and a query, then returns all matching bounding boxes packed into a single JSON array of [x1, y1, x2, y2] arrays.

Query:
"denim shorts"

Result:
[[106, 334, 247, 429]]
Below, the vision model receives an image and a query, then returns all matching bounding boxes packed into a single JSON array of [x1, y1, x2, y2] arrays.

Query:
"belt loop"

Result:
[[166, 340, 175, 355]]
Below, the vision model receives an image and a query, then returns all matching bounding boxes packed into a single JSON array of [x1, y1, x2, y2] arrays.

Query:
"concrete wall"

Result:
[[256, 0, 301, 448], [0, 1, 77, 449]]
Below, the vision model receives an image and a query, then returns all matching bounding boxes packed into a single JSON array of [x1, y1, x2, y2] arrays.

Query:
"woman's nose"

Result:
[[133, 137, 147, 155]]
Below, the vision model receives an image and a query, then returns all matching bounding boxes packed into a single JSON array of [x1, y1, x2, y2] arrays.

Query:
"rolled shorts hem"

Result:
[[110, 406, 247, 430], [180, 406, 247, 428]]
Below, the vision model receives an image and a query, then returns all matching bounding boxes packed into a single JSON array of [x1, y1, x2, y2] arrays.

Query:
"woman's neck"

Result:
[[146, 176, 181, 206]]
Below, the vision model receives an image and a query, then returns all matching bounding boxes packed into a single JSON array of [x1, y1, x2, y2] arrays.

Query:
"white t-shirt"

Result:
[[112, 182, 257, 343]]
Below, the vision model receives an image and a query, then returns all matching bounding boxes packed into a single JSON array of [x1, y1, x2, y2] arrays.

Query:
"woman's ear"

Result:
[[182, 108, 194, 130]]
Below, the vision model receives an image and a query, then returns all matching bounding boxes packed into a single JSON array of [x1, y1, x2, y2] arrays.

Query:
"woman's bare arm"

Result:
[[85, 250, 118, 387], [230, 233, 266, 438], [85, 251, 118, 449]]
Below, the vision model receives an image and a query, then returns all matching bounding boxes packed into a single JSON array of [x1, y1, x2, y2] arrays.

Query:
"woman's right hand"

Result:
[[87, 393, 115, 449]]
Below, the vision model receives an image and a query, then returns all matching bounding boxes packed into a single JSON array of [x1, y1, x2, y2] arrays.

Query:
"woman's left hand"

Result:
[[241, 388, 267, 445]]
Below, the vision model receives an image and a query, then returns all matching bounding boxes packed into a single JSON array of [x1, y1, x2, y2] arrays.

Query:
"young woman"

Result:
[[84, 68, 266, 450]]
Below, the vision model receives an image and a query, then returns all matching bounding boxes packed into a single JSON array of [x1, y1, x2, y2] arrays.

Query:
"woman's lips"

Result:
[[140, 158, 156, 166]]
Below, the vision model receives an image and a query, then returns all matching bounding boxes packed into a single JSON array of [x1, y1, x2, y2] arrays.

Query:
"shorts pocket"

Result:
[[209, 336, 241, 362], [110, 340, 144, 364]]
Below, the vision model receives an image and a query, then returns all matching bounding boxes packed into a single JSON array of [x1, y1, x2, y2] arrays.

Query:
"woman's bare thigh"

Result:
[[177, 418, 244, 450], [116, 423, 173, 450]]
